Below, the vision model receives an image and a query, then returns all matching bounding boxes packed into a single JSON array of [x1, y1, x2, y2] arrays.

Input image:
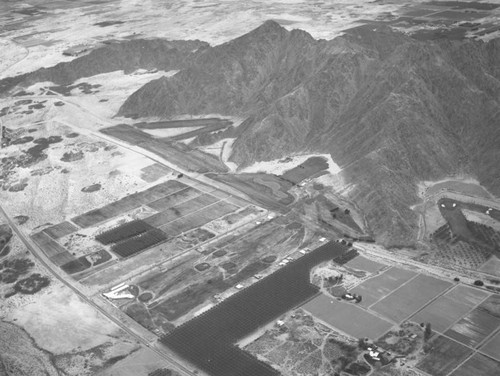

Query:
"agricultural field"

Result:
[[416, 335, 472, 376], [410, 285, 490, 333], [160, 241, 349, 376], [481, 330, 500, 361], [444, 294, 500, 347], [32, 176, 249, 280], [100, 124, 227, 173], [371, 274, 452, 323], [302, 293, 393, 339], [350, 267, 417, 308], [451, 353, 500, 376], [207, 172, 294, 211], [245, 309, 369, 376], [280, 156, 329, 185]]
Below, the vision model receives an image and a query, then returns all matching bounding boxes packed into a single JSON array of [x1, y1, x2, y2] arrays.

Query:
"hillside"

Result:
[[0, 38, 208, 94], [118, 22, 500, 247]]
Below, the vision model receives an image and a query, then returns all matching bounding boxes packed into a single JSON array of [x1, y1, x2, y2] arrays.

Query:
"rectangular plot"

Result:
[[136, 179, 187, 204], [411, 296, 476, 333], [445, 308, 500, 347], [43, 221, 78, 239], [144, 194, 219, 228], [371, 274, 452, 323], [95, 219, 154, 245], [50, 251, 76, 266], [344, 255, 386, 274], [31, 231, 67, 257], [71, 181, 187, 228], [411, 285, 490, 333], [350, 267, 417, 307], [160, 201, 239, 237], [481, 331, 500, 361], [303, 294, 393, 339], [416, 335, 473, 376], [71, 196, 141, 228], [146, 187, 202, 211], [111, 228, 168, 258], [451, 353, 500, 376]]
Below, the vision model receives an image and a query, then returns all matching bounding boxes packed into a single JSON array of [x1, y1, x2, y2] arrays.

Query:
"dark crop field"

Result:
[[31, 231, 68, 257], [481, 330, 500, 360], [161, 241, 348, 376], [43, 221, 78, 239], [445, 295, 500, 347], [451, 353, 500, 376], [101, 124, 228, 173], [72, 180, 187, 228], [111, 228, 168, 258], [95, 219, 155, 245], [416, 335, 472, 376], [280, 156, 329, 185], [135, 118, 231, 129]]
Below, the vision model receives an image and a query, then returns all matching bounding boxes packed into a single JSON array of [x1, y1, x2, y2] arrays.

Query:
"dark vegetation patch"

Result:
[[49, 82, 101, 96], [94, 20, 125, 27], [212, 249, 227, 258], [423, 1, 500, 10], [138, 292, 153, 302], [14, 215, 29, 225], [135, 118, 231, 129], [54, 101, 65, 106], [0, 258, 34, 284], [65, 132, 79, 138], [0, 225, 13, 249], [13, 273, 50, 294], [8, 182, 28, 192], [262, 255, 277, 263], [11, 136, 34, 145], [0, 246, 10, 258], [220, 262, 237, 273], [161, 242, 348, 376], [417, 335, 472, 376], [96, 219, 155, 245], [280, 156, 329, 185], [82, 183, 101, 193], [14, 7, 43, 16], [111, 228, 168, 258], [334, 248, 359, 265], [195, 263, 211, 272], [61, 150, 84, 162], [61, 257, 92, 274]]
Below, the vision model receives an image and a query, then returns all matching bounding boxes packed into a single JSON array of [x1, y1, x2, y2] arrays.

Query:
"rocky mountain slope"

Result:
[[2, 22, 499, 247], [118, 22, 500, 247]]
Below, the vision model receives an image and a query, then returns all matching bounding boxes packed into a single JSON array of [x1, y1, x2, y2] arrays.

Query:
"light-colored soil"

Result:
[[6, 285, 126, 354], [240, 153, 341, 176]]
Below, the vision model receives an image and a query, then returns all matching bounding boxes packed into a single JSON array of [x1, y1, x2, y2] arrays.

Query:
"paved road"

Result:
[[0, 204, 199, 376]]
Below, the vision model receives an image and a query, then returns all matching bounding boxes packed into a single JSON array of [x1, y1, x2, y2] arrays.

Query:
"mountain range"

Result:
[[2, 21, 500, 247]]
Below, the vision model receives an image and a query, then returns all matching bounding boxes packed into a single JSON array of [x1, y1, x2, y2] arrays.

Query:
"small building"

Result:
[[276, 320, 285, 327], [235, 284, 244, 289]]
